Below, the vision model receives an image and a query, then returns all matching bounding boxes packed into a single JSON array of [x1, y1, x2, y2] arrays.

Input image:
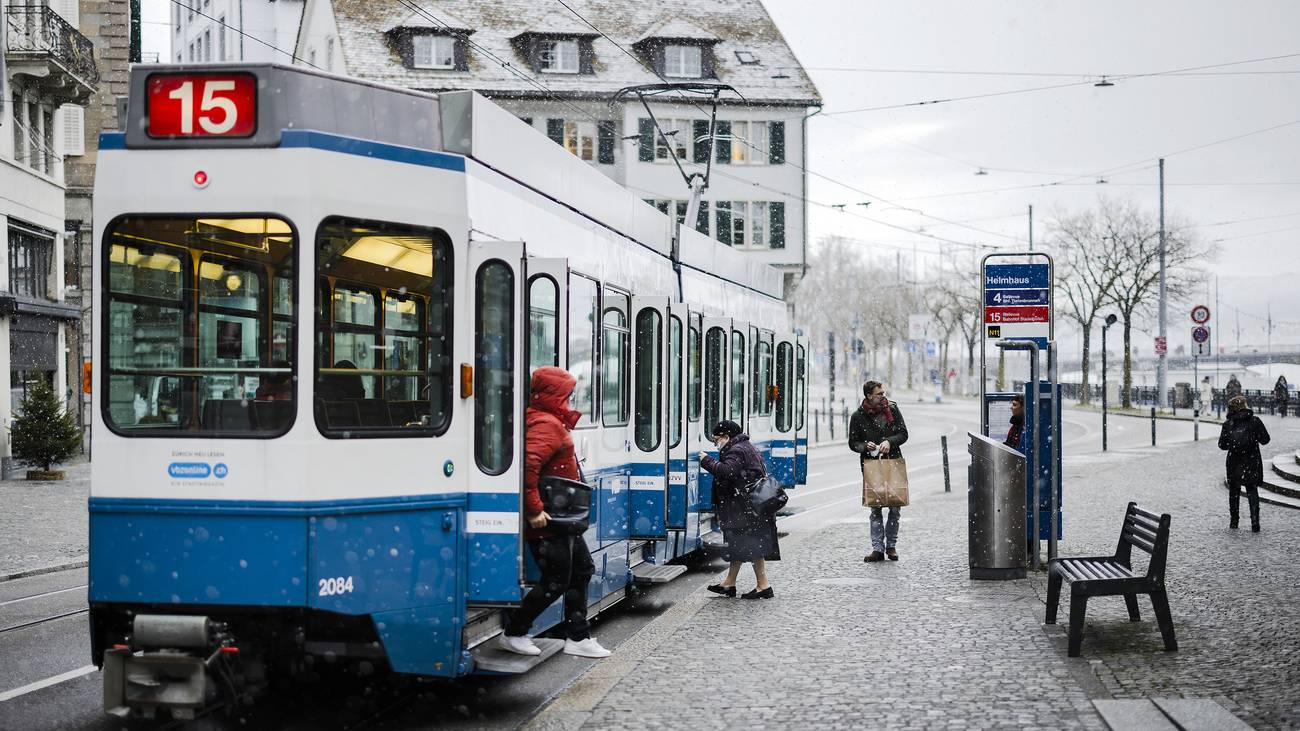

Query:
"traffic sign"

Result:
[[985, 306, 1050, 324], [985, 289, 1050, 306], [984, 263, 1051, 348], [1192, 326, 1210, 343], [1154, 336, 1167, 355], [908, 314, 933, 341], [1191, 305, 1211, 324], [1194, 340, 1211, 357]]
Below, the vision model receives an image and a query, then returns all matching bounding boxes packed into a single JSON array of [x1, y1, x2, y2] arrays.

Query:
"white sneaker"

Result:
[[498, 634, 541, 656], [564, 637, 611, 658]]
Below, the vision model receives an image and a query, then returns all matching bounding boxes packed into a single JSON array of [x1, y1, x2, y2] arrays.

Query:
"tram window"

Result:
[[634, 308, 663, 451], [528, 275, 559, 370], [601, 291, 630, 427], [703, 327, 725, 431], [752, 338, 772, 416], [668, 315, 682, 448], [475, 260, 514, 474], [687, 321, 701, 422], [102, 216, 296, 437], [730, 330, 745, 423], [568, 273, 598, 425], [776, 342, 792, 432], [796, 344, 806, 432], [315, 218, 453, 438]]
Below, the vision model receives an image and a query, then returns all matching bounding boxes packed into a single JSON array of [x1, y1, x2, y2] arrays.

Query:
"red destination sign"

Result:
[[147, 73, 257, 138], [984, 306, 1050, 324]]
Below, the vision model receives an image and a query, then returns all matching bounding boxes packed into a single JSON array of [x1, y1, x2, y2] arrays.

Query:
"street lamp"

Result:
[[1102, 313, 1118, 451]]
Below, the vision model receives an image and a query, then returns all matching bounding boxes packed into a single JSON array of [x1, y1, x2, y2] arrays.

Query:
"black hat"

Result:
[[711, 420, 743, 438]]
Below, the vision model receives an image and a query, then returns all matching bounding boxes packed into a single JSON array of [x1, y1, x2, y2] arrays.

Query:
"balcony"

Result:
[[5, 4, 98, 105]]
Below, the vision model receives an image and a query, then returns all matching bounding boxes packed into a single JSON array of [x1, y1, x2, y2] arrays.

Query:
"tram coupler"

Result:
[[102, 614, 240, 720]]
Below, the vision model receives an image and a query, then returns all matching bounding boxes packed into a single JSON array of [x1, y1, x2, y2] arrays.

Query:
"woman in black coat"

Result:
[[848, 381, 909, 562], [699, 420, 779, 599], [1219, 395, 1272, 531]]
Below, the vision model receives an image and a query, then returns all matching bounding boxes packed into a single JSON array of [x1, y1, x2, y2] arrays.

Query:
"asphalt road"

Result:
[[0, 400, 1209, 730]]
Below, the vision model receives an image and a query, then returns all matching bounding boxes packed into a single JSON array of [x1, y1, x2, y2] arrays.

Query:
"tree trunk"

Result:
[[906, 350, 913, 390], [1121, 320, 1134, 408], [1079, 326, 1092, 404], [887, 345, 895, 387], [996, 350, 1006, 391]]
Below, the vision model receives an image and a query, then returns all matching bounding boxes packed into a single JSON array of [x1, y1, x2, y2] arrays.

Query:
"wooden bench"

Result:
[[1046, 502, 1177, 657]]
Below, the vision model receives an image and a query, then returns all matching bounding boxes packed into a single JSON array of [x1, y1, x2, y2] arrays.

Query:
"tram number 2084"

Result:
[[318, 576, 355, 597]]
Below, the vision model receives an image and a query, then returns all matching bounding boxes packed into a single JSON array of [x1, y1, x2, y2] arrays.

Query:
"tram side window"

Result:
[[475, 261, 514, 474], [703, 327, 725, 432], [752, 337, 772, 416], [687, 320, 701, 423], [796, 344, 806, 432], [776, 342, 792, 432], [602, 291, 630, 426], [730, 330, 745, 424], [528, 275, 559, 371], [102, 216, 296, 436], [315, 218, 453, 437], [668, 316, 683, 448], [634, 308, 663, 451], [568, 274, 598, 425]]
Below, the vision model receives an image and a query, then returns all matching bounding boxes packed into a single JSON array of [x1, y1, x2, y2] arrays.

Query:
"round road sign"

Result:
[[1191, 305, 1211, 324], [1192, 326, 1210, 343]]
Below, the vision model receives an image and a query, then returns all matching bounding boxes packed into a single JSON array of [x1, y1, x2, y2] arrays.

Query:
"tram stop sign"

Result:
[[1192, 326, 1211, 357], [1192, 326, 1210, 343]]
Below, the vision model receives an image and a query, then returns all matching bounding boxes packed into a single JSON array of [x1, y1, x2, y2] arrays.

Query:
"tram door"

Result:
[[629, 296, 670, 540], [698, 316, 732, 512], [466, 241, 526, 605], [665, 302, 690, 530], [770, 332, 797, 488], [729, 321, 751, 435], [794, 337, 809, 485]]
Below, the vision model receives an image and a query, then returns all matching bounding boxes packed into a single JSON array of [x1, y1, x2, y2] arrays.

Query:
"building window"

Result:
[[203, 30, 211, 61], [564, 121, 596, 162], [729, 121, 768, 165], [325, 37, 335, 71], [9, 223, 55, 300], [654, 118, 690, 162], [538, 39, 579, 73], [413, 34, 455, 69], [664, 45, 703, 78], [174, 4, 181, 30], [188, 41, 195, 62], [308, 48, 316, 67], [735, 50, 759, 65], [218, 17, 226, 60]]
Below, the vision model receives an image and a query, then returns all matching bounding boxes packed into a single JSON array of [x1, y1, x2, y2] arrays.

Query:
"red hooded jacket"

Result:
[[524, 367, 583, 538]]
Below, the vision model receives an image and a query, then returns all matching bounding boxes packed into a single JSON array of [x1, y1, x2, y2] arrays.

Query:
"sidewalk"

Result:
[[0, 459, 89, 580], [527, 439, 1300, 729]]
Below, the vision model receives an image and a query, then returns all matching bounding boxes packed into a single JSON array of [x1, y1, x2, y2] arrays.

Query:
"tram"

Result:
[[89, 63, 809, 719]]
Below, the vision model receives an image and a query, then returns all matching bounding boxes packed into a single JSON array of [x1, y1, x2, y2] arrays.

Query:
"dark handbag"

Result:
[[744, 473, 788, 517], [538, 475, 592, 535]]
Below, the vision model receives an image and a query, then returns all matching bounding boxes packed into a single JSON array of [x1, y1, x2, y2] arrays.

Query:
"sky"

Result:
[[140, 0, 1300, 351]]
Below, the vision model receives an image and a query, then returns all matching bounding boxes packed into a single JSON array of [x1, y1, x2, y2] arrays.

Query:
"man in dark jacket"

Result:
[[1219, 395, 1272, 531], [849, 381, 909, 562], [499, 367, 611, 659], [1274, 376, 1290, 418]]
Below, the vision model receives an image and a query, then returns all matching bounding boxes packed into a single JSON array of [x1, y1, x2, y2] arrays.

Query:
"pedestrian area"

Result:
[[527, 439, 1300, 730]]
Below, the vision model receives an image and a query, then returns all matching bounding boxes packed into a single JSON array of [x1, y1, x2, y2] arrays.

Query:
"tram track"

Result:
[[0, 608, 88, 636]]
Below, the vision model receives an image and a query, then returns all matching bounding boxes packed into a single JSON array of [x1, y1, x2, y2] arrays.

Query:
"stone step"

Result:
[[1226, 479, 1300, 510], [1271, 453, 1300, 484]]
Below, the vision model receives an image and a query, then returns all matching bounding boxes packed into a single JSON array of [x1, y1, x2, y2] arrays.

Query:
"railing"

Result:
[[5, 4, 99, 86]]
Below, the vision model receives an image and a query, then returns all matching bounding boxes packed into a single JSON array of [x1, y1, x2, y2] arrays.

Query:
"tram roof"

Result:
[[118, 63, 785, 299]]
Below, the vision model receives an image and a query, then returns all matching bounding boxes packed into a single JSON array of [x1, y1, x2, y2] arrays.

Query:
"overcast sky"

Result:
[[142, 0, 1299, 348]]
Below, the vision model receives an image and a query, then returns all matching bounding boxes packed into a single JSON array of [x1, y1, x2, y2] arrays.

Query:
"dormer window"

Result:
[[538, 38, 580, 74], [664, 45, 703, 78], [413, 35, 456, 70]]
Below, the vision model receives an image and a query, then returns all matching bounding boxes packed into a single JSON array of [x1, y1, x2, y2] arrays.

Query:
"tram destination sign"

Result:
[[984, 263, 1051, 348]]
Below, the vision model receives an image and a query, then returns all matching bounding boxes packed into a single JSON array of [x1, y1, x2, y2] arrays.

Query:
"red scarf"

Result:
[[862, 397, 893, 424]]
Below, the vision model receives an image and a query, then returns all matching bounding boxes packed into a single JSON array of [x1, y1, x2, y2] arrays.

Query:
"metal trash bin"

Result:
[[968, 432, 1027, 580]]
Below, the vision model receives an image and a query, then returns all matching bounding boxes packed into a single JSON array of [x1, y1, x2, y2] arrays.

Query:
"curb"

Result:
[[0, 558, 88, 583], [1066, 406, 1226, 425]]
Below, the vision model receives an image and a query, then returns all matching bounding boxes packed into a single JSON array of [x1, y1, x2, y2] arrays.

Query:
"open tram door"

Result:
[[770, 332, 798, 488], [665, 301, 691, 531], [629, 296, 670, 540], [524, 258, 569, 373], [794, 336, 809, 485], [698, 316, 731, 511], [465, 241, 527, 606]]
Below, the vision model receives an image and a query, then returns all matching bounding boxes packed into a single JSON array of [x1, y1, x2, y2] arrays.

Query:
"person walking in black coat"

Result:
[[848, 381, 909, 562], [1274, 375, 1290, 418], [1219, 395, 1272, 531], [699, 420, 780, 599]]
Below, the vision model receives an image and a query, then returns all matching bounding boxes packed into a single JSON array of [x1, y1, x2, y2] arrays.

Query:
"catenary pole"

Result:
[[1027, 204, 1033, 251], [1157, 158, 1168, 408]]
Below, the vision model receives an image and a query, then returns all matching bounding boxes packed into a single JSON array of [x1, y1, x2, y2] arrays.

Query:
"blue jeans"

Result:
[[870, 507, 900, 551]]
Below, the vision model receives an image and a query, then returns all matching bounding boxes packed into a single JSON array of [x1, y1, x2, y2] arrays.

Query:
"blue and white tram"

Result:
[[89, 64, 808, 718]]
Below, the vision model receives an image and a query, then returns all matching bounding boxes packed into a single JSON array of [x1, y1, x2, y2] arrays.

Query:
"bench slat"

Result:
[[1125, 534, 1156, 554], [1126, 512, 1161, 532], [1130, 505, 1162, 523], [1123, 522, 1158, 544]]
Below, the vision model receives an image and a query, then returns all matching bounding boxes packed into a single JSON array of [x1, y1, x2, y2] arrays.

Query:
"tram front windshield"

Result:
[[103, 216, 296, 436]]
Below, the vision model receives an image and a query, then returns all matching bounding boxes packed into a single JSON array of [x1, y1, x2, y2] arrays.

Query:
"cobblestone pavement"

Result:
[[0, 460, 89, 578], [528, 435, 1300, 730]]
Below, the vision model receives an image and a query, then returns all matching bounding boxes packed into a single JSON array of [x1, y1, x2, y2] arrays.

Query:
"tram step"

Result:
[[461, 607, 503, 651], [632, 563, 687, 584], [470, 638, 563, 675]]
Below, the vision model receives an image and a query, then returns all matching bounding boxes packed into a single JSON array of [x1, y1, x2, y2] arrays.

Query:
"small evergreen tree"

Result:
[[11, 378, 81, 472]]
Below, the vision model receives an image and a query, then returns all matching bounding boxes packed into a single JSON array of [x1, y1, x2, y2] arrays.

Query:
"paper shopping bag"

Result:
[[861, 457, 910, 508]]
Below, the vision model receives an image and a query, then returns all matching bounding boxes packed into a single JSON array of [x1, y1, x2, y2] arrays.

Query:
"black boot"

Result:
[[1229, 492, 1239, 529], [1250, 502, 1261, 532]]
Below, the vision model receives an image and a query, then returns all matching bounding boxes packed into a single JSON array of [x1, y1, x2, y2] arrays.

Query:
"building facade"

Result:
[[172, 0, 303, 65], [294, 0, 820, 298], [1, 1, 96, 472]]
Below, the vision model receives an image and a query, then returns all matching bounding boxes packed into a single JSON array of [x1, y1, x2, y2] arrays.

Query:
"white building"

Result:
[[172, 0, 304, 65], [294, 0, 821, 298], [1, 2, 96, 473]]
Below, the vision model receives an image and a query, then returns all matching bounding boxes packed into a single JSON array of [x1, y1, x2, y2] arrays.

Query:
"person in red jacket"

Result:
[[499, 366, 611, 659]]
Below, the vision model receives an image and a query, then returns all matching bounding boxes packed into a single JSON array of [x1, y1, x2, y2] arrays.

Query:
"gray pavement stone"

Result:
[[529, 435, 1299, 730], [0, 459, 88, 579]]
